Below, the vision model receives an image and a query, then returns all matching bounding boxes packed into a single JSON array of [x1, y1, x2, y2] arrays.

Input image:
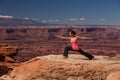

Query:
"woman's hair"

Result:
[[70, 30, 76, 35]]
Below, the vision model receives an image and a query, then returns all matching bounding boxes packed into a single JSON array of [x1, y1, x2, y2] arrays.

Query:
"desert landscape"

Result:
[[1, 0, 120, 80], [0, 25, 120, 80], [0, 25, 120, 61]]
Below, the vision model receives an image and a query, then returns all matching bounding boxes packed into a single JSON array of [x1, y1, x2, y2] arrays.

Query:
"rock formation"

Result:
[[0, 27, 120, 61], [0, 54, 120, 80], [0, 43, 19, 62], [106, 71, 120, 80], [0, 19, 120, 80]]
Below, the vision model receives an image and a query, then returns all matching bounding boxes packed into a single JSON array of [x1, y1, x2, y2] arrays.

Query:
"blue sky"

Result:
[[0, 0, 120, 25]]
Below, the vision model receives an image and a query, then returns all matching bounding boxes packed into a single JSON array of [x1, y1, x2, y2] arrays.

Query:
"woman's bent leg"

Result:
[[63, 46, 73, 57], [78, 49, 94, 60]]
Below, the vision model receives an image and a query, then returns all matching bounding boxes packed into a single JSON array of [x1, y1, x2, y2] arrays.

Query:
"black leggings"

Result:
[[63, 46, 94, 59]]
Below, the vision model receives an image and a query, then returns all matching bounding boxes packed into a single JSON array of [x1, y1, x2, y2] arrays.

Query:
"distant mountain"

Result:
[[0, 18, 44, 26]]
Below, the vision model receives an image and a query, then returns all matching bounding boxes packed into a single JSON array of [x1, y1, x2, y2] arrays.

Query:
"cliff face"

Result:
[[1, 27, 119, 40], [0, 27, 120, 61], [1, 54, 120, 80], [0, 43, 19, 62]]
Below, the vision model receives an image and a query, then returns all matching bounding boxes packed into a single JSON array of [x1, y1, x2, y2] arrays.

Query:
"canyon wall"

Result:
[[0, 26, 120, 61]]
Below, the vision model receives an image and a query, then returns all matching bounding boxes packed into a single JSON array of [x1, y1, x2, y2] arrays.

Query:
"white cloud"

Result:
[[80, 18, 85, 21], [0, 15, 13, 18], [68, 18, 78, 22], [67, 17, 85, 22], [49, 19, 59, 22], [42, 20, 47, 23], [31, 18, 39, 21], [24, 17, 29, 19]]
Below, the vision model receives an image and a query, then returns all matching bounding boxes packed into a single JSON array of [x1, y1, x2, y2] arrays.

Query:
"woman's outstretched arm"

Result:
[[77, 36, 92, 40], [55, 35, 70, 39]]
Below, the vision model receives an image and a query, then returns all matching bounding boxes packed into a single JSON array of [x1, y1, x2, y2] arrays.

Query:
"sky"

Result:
[[0, 0, 120, 25]]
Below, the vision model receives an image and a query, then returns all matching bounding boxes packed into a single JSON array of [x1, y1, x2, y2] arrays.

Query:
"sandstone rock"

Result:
[[0, 75, 12, 80], [106, 71, 120, 80], [0, 65, 11, 76], [9, 54, 120, 80], [0, 62, 21, 79], [1, 27, 120, 60], [0, 44, 18, 56], [0, 43, 19, 62], [0, 27, 120, 62]]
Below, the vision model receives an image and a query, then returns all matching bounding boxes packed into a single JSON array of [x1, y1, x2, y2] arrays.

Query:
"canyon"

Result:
[[0, 25, 120, 80], [0, 26, 120, 61]]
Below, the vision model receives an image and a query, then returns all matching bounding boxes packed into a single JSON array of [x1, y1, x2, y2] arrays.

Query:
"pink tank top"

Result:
[[70, 38, 79, 50]]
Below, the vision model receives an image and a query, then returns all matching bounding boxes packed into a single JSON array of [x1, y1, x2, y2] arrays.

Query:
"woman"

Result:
[[55, 30, 94, 60]]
